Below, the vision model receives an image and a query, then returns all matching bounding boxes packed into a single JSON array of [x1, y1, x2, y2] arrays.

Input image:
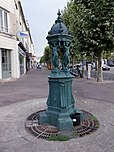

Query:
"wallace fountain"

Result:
[[39, 10, 83, 131], [25, 11, 99, 140]]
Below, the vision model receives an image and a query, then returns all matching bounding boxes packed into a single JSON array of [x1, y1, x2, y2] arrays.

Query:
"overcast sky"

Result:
[[21, 0, 70, 57]]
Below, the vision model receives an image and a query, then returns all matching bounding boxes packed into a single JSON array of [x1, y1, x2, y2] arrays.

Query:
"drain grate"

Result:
[[25, 110, 60, 139], [25, 110, 99, 140], [74, 110, 100, 137]]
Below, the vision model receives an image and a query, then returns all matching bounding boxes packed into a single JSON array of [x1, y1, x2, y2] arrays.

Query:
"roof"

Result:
[[48, 10, 69, 35]]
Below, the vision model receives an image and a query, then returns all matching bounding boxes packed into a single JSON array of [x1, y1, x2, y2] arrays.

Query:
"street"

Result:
[[0, 67, 114, 107], [103, 67, 114, 80], [74, 66, 114, 104], [0, 68, 114, 152]]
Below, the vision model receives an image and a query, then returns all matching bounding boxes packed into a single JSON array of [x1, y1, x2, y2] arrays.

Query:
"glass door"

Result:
[[2, 49, 11, 78]]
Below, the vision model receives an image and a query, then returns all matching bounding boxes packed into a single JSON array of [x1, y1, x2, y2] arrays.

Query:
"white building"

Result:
[[0, 0, 35, 80]]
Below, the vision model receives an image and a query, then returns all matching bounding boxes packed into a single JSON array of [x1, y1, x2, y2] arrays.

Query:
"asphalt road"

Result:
[[90, 67, 114, 80], [0, 67, 114, 107], [103, 67, 114, 80], [73, 67, 114, 104]]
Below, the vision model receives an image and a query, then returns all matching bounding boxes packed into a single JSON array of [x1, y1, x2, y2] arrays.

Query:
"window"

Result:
[[4, 12, 8, 32], [0, 8, 9, 32], [1, 49, 12, 78], [0, 9, 3, 29]]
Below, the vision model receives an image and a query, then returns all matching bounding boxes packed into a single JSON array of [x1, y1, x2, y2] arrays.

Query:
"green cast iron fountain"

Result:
[[39, 10, 83, 131]]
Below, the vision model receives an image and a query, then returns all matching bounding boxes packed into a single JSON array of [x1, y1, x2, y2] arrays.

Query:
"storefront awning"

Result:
[[18, 42, 27, 52]]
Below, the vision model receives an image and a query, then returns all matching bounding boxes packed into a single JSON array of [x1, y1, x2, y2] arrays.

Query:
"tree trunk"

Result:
[[81, 53, 84, 78], [97, 52, 103, 82], [71, 54, 75, 69]]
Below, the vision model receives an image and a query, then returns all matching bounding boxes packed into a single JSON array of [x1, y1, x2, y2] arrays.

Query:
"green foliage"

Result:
[[40, 55, 45, 63], [62, 0, 114, 57], [48, 134, 70, 141], [89, 115, 100, 128], [72, 130, 78, 137], [62, 0, 74, 31], [44, 46, 52, 61], [89, 115, 97, 121], [62, 1, 81, 62], [75, 0, 114, 53], [40, 46, 52, 63], [103, 51, 114, 59]]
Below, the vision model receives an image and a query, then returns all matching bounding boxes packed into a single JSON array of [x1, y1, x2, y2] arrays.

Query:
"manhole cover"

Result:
[[25, 110, 99, 140]]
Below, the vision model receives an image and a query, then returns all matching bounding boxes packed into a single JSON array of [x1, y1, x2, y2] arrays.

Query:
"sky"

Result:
[[21, 0, 70, 57]]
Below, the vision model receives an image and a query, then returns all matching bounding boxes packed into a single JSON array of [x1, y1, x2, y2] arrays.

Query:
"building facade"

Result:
[[0, 0, 35, 80]]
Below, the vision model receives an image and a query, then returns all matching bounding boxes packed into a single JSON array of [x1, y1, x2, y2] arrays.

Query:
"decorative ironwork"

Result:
[[25, 110, 99, 140]]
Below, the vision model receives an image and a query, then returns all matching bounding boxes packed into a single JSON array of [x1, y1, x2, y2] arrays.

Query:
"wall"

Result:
[[0, 0, 15, 13]]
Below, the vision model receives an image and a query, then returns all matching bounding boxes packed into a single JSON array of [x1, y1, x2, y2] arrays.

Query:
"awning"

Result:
[[18, 42, 27, 52]]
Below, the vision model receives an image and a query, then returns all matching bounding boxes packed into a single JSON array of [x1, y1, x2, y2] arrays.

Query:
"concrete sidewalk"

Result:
[[0, 68, 49, 107], [0, 68, 114, 152]]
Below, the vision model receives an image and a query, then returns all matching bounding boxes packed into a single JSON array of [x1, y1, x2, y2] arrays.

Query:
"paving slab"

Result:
[[0, 96, 114, 152]]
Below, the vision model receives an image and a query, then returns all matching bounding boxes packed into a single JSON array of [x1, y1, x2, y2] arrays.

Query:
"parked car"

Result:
[[107, 61, 114, 67], [102, 64, 110, 71]]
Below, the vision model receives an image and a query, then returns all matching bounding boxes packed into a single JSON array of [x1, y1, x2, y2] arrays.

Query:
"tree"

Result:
[[77, 0, 114, 81], [62, 1, 80, 69], [62, 0, 114, 82], [40, 55, 45, 63], [40, 46, 52, 64], [62, 1, 93, 76]]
